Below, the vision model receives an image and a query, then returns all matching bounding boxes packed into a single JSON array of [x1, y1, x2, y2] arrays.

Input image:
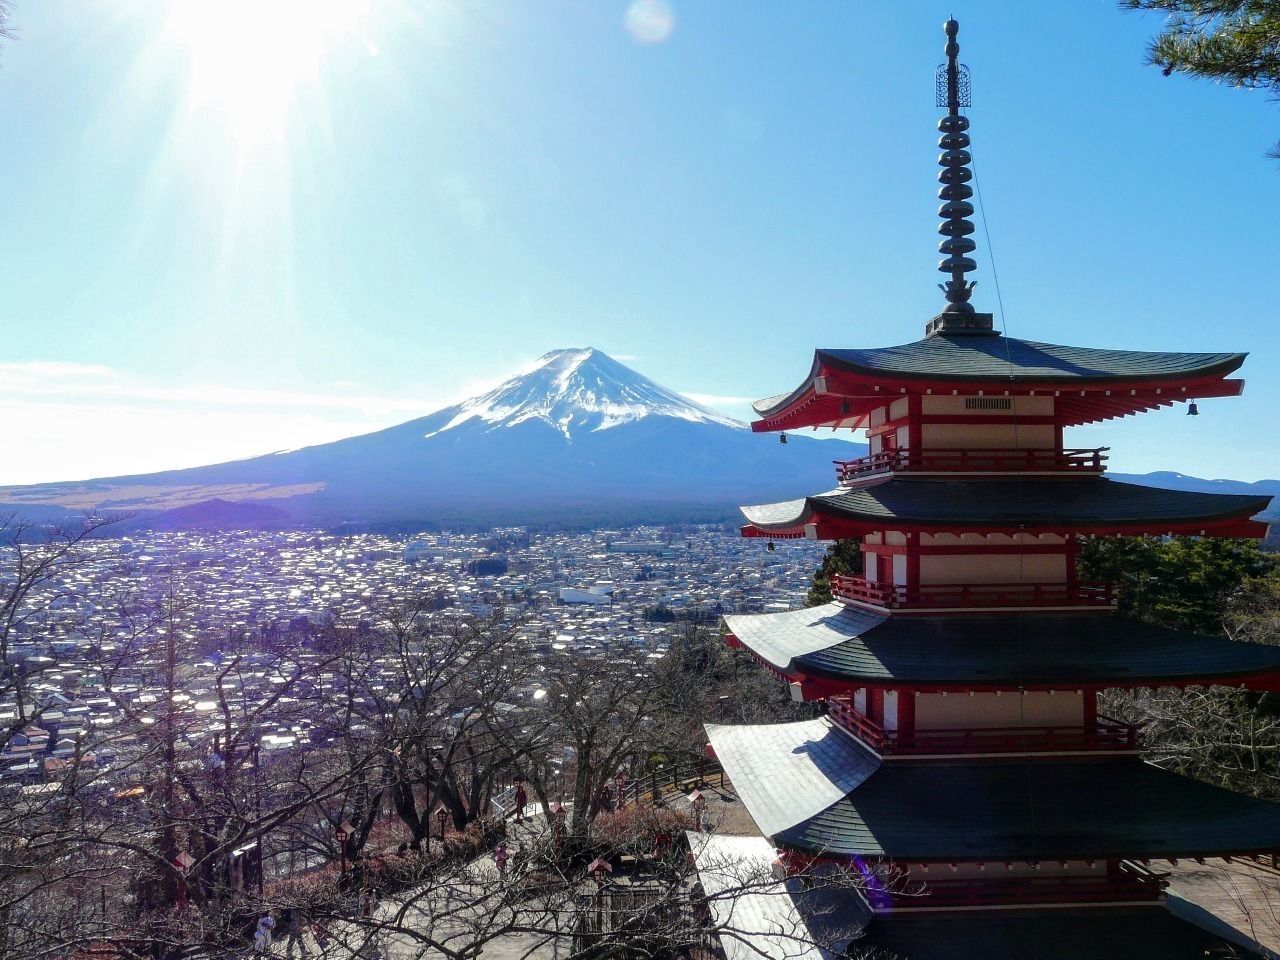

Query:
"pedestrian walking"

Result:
[[281, 908, 310, 958], [494, 842, 508, 877], [254, 911, 276, 954], [311, 919, 332, 952], [513, 783, 527, 821]]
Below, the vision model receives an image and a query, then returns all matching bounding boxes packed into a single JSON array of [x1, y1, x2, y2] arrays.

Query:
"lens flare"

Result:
[[625, 0, 675, 45]]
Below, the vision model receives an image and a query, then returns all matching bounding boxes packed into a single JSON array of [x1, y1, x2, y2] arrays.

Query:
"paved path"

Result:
[[259, 811, 571, 959]]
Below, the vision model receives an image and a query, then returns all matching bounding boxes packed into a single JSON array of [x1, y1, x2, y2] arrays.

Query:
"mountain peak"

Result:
[[425, 347, 743, 440]]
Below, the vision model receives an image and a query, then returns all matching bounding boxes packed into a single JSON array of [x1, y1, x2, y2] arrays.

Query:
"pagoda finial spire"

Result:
[[926, 18, 996, 337]]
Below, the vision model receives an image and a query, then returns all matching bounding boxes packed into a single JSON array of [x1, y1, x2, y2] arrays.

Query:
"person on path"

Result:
[[281, 908, 309, 958], [513, 784, 527, 821], [494, 843, 509, 878], [254, 911, 276, 954], [310, 919, 332, 953]]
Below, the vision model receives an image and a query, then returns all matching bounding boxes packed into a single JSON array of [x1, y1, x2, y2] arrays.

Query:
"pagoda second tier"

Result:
[[723, 603, 1280, 693], [752, 337, 1246, 432], [740, 476, 1270, 539], [707, 717, 1280, 878]]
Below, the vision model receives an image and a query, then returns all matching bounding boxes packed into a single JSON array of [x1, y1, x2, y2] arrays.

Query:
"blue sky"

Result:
[[2, 1, 1278, 484]]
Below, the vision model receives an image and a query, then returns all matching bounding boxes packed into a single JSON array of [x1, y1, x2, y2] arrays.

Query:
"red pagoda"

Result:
[[706, 20, 1280, 959]]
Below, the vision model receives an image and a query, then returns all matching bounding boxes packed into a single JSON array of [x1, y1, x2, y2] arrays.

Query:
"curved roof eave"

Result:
[[740, 478, 1272, 536], [751, 339, 1247, 420]]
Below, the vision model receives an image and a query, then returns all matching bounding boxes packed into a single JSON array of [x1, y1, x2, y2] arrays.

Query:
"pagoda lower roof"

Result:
[[857, 907, 1263, 960], [752, 337, 1247, 430], [724, 603, 1280, 689], [773, 756, 1280, 862], [704, 719, 881, 836], [739, 476, 1271, 538]]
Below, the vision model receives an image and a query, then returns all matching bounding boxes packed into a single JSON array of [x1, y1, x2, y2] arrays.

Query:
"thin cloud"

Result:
[[0, 361, 438, 418], [682, 391, 755, 408]]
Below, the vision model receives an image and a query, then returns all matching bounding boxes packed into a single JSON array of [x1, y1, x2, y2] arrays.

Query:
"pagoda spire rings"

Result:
[[927, 19, 995, 337]]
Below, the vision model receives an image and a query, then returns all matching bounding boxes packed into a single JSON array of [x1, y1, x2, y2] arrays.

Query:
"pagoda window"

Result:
[[853, 687, 867, 716]]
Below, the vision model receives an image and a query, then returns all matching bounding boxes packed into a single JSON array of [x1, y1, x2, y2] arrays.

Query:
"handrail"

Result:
[[828, 696, 1140, 755], [910, 868, 1165, 908], [830, 574, 1117, 611], [835, 446, 1109, 483]]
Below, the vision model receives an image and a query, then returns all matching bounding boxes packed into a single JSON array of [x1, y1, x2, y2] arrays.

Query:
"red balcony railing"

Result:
[[835, 447, 1108, 483], [905, 863, 1166, 909], [827, 696, 1140, 756], [830, 574, 1116, 611]]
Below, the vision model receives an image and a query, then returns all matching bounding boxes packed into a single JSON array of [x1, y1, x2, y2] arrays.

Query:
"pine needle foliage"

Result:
[[805, 538, 864, 607], [1079, 533, 1274, 633], [1122, 0, 1280, 157]]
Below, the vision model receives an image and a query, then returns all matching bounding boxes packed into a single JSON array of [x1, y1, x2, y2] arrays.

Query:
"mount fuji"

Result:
[[0, 349, 864, 529]]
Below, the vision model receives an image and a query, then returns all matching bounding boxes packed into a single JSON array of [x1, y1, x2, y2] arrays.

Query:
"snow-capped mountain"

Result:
[[426, 348, 742, 439], [0, 349, 863, 528]]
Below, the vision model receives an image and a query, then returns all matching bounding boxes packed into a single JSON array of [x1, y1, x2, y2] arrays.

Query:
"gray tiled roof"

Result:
[[724, 604, 887, 670], [738, 603, 1280, 686], [705, 719, 880, 837], [752, 337, 1246, 417], [775, 758, 1280, 861], [740, 477, 1271, 530], [688, 833, 869, 960], [819, 338, 1244, 382], [860, 907, 1261, 960]]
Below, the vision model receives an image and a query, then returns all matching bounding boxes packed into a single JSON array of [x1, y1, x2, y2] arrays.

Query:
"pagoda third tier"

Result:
[[723, 604, 1280, 694], [741, 477, 1270, 540]]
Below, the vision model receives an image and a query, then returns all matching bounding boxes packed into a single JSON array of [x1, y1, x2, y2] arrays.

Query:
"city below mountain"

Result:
[[0, 348, 862, 530]]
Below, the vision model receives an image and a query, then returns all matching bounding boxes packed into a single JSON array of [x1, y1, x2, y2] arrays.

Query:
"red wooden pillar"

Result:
[[1082, 687, 1098, 728], [897, 687, 916, 741], [869, 688, 885, 726], [1065, 533, 1080, 590]]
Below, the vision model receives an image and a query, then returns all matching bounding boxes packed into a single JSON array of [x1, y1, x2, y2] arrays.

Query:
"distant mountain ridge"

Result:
[[0, 348, 863, 529], [3, 348, 1275, 531]]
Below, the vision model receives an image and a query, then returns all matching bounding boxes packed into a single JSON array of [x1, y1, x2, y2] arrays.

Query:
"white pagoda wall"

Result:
[[913, 690, 1085, 730], [920, 422, 1056, 450], [918, 553, 1066, 585]]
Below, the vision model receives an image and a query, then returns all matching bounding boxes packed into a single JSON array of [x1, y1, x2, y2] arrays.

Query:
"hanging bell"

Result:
[[840, 399, 851, 416], [1187, 401, 1199, 417], [766, 540, 776, 552], [779, 433, 788, 444]]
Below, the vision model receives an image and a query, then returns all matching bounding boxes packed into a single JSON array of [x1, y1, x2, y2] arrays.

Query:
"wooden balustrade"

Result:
[[828, 696, 1139, 756], [830, 574, 1116, 611], [907, 865, 1165, 908], [834, 446, 1108, 483]]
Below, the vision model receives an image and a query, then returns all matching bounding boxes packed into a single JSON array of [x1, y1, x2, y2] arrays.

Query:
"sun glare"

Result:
[[163, 0, 371, 149]]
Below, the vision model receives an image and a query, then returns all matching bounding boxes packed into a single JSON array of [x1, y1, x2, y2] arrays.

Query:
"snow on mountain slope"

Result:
[[424, 347, 743, 440], [0, 347, 862, 526]]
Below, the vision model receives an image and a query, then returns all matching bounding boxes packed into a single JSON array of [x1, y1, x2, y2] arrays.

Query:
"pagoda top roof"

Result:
[[762, 337, 1246, 408], [740, 476, 1271, 539], [751, 337, 1247, 430], [859, 907, 1262, 960], [774, 756, 1280, 862], [724, 602, 1280, 690]]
